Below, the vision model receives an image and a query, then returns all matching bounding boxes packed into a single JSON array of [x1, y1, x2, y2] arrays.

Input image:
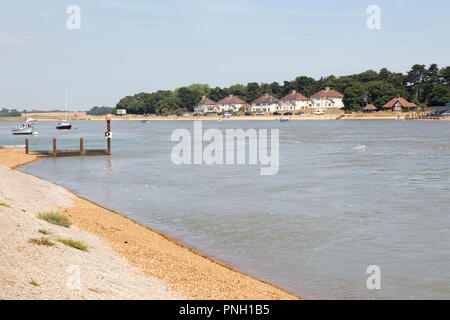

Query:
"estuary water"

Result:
[[2, 120, 449, 299]]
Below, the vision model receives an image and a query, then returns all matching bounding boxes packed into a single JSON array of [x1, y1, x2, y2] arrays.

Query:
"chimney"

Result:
[[229, 94, 233, 98], [292, 90, 296, 94], [202, 96, 206, 99], [325, 87, 330, 91], [396, 93, 400, 99], [265, 93, 269, 97]]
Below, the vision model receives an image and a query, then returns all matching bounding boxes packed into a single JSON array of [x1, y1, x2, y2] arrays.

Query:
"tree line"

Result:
[[115, 64, 450, 115], [86, 106, 113, 115], [0, 108, 21, 117]]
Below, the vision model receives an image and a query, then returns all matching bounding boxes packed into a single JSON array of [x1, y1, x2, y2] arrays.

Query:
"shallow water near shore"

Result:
[[2, 120, 449, 299]]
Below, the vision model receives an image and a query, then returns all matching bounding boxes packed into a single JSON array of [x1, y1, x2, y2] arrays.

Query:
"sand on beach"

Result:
[[0, 147, 37, 168], [0, 149, 299, 300], [0, 152, 182, 300]]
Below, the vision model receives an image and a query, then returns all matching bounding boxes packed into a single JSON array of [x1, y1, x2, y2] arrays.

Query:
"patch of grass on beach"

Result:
[[57, 238, 88, 251], [37, 212, 71, 228], [38, 229, 50, 235], [29, 237, 55, 246], [0, 202, 11, 208], [29, 280, 40, 286]]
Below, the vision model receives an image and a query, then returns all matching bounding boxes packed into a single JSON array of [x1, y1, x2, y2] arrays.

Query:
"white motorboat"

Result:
[[12, 122, 34, 135]]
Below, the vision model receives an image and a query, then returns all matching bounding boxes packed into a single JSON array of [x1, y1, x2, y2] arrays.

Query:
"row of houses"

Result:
[[195, 87, 345, 114]]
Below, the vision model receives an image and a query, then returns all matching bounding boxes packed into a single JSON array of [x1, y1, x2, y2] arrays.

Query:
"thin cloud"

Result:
[[284, 10, 362, 18], [0, 33, 36, 45]]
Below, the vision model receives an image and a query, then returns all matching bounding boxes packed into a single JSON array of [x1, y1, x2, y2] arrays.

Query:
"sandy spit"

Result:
[[0, 148, 38, 169], [0, 149, 299, 300]]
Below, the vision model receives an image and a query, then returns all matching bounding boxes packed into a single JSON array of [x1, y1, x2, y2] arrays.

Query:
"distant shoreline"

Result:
[[1, 113, 449, 122]]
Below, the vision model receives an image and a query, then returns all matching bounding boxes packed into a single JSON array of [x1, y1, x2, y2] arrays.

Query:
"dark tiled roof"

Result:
[[252, 94, 279, 104]]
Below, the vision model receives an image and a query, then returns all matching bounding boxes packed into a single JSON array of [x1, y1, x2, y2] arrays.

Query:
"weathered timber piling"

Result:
[[106, 115, 112, 154], [25, 117, 112, 157]]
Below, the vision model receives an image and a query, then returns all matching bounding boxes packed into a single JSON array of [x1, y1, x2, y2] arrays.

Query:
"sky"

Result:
[[1, 0, 449, 110]]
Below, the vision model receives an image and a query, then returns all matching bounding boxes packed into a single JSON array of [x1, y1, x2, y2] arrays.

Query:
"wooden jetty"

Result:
[[25, 117, 112, 157]]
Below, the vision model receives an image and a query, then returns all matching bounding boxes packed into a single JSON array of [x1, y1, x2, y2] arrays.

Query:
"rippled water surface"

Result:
[[2, 120, 449, 299]]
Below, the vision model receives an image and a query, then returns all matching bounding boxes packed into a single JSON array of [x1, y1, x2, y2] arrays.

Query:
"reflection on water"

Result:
[[3, 120, 449, 299]]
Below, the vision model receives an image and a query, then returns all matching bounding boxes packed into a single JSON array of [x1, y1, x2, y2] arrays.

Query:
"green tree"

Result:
[[379, 68, 391, 81], [428, 85, 450, 106], [228, 84, 247, 97], [423, 64, 440, 104], [292, 76, 316, 96], [440, 66, 450, 88], [246, 82, 261, 103], [185, 84, 210, 96], [176, 87, 200, 111], [405, 64, 427, 103], [356, 70, 379, 82], [269, 82, 283, 98], [209, 87, 228, 102], [366, 81, 397, 108], [343, 83, 365, 110], [87, 106, 113, 115]]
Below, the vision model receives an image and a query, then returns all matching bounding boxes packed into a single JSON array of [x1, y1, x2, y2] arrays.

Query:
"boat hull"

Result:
[[12, 128, 33, 135], [56, 124, 72, 130]]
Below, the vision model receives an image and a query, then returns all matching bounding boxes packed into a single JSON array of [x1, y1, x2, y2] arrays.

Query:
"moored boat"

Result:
[[56, 87, 72, 130], [56, 121, 72, 130], [12, 122, 34, 135]]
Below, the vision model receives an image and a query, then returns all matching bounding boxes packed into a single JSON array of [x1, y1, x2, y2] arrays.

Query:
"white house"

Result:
[[310, 87, 345, 109], [195, 96, 217, 114], [279, 90, 312, 110], [216, 94, 247, 112], [251, 94, 279, 113]]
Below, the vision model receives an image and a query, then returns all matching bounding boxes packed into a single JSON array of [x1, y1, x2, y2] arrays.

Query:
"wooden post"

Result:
[[80, 138, 84, 153], [106, 115, 111, 154], [25, 139, 29, 154], [53, 138, 56, 154]]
